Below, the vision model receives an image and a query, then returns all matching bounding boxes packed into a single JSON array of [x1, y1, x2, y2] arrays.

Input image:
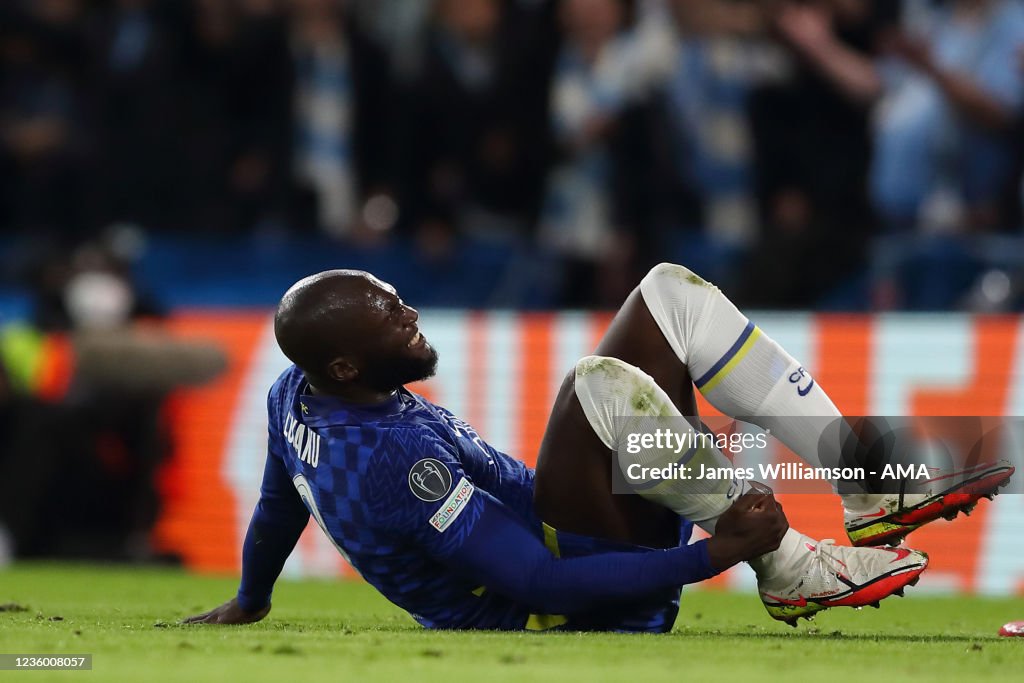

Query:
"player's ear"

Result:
[[326, 357, 358, 383]]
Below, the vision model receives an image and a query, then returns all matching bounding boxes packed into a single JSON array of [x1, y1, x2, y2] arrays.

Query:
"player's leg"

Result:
[[534, 271, 790, 544], [635, 263, 1013, 545], [537, 354, 927, 625], [532, 366, 683, 550], [533, 279, 700, 550], [534, 262, 842, 538]]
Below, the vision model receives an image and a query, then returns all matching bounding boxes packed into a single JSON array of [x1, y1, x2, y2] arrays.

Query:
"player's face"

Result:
[[356, 280, 439, 391]]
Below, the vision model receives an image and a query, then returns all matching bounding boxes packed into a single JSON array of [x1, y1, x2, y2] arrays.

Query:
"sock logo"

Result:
[[788, 366, 816, 397]]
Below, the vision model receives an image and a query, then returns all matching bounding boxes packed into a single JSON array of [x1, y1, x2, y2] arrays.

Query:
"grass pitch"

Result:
[[1, 564, 1022, 682]]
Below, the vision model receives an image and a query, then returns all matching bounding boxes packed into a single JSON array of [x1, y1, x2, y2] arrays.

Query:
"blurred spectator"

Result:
[[739, 0, 898, 308], [871, 0, 1024, 235], [660, 0, 769, 290], [0, 0, 90, 238], [174, 0, 290, 235], [398, 0, 558, 255], [287, 0, 394, 239], [350, 0, 433, 82], [538, 0, 675, 306], [86, 0, 194, 232]]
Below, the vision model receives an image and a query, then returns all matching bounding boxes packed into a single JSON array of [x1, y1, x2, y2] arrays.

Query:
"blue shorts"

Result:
[[540, 519, 695, 633]]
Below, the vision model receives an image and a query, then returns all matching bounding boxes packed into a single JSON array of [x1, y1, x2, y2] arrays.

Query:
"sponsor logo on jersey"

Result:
[[429, 477, 475, 532], [408, 458, 452, 502]]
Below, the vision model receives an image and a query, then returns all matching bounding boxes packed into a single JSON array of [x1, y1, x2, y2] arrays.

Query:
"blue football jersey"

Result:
[[265, 365, 541, 629]]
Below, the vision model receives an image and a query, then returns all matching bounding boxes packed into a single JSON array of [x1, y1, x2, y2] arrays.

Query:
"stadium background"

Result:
[[3, 0, 1024, 607]]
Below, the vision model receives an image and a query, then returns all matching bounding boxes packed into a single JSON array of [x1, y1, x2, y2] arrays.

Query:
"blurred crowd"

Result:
[[4, 0, 1024, 309]]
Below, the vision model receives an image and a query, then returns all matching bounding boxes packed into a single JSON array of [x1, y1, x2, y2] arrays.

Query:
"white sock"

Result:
[[748, 528, 811, 582], [640, 264, 862, 494], [574, 356, 743, 529], [574, 354, 820, 580]]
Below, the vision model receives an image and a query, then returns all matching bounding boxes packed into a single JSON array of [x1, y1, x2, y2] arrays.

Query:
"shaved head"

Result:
[[275, 270, 380, 371], [274, 270, 438, 397]]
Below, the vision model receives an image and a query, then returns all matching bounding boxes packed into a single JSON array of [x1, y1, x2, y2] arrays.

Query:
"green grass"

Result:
[[1, 564, 1023, 682]]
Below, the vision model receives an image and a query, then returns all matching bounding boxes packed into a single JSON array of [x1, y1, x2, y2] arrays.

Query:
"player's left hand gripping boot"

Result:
[[758, 537, 928, 626], [844, 460, 1015, 547]]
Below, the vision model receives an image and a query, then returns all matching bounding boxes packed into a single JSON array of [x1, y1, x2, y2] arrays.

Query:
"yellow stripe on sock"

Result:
[[698, 326, 762, 395]]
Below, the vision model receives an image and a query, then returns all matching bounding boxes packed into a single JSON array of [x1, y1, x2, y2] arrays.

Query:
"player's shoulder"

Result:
[[359, 423, 465, 520], [354, 418, 459, 496], [267, 364, 305, 403], [370, 419, 458, 467], [264, 365, 304, 427], [403, 389, 456, 417]]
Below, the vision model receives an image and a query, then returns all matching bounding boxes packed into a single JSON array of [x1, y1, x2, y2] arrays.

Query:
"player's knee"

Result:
[[574, 355, 647, 389], [640, 263, 722, 324], [574, 355, 665, 449], [643, 263, 717, 293], [574, 355, 669, 415]]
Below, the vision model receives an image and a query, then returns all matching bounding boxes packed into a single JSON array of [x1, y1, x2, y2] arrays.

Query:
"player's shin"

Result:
[[575, 353, 807, 577], [574, 354, 929, 625], [574, 355, 744, 530], [639, 267, 1015, 544], [639, 263, 845, 470]]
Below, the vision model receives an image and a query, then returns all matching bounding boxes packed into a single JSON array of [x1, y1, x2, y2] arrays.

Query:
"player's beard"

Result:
[[362, 344, 439, 392]]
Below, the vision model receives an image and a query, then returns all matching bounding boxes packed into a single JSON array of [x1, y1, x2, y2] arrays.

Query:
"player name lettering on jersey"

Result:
[[283, 412, 321, 468]]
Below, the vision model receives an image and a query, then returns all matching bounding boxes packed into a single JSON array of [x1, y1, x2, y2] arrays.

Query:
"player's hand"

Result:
[[181, 597, 270, 625], [706, 488, 789, 572]]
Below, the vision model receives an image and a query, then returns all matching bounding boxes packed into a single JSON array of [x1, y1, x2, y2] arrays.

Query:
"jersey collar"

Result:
[[297, 384, 412, 428]]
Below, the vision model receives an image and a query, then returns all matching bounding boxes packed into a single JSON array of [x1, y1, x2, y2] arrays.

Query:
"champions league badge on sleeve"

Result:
[[408, 458, 453, 502]]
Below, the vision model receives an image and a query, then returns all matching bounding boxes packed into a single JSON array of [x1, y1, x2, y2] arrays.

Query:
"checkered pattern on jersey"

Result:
[[269, 365, 532, 629], [268, 365, 685, 632]]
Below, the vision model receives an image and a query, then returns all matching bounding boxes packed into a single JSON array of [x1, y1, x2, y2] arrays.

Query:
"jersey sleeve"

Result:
[[362, 427, 484, 559], [362, 427, 721, 616], [235, 389, 311, 612], [447, 495, 721, 615]]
